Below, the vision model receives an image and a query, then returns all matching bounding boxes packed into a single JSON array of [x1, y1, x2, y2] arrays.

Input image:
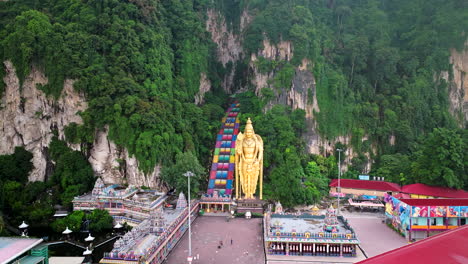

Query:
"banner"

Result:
[[447, 206, 460, 217], [430, 206, 447, 217], [412, 206, 428, 217], [460, 206, 468, 217]]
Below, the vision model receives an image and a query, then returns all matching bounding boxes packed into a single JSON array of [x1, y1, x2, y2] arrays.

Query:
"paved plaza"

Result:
[[341, 210, 407, 257], [164, 216, 265, 264]]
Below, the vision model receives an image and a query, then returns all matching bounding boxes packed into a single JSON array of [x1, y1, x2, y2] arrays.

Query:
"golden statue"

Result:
[[235, 118, 263, 200]]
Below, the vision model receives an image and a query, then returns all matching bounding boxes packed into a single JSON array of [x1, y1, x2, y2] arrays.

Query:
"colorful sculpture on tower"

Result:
[[235, 118, 263, 199]]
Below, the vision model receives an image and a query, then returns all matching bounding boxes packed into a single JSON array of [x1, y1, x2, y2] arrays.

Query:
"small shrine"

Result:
[[311, 205, 320, 215], [275, 201, 283, 214], [176, 192, 187, 209], [92, 178, 105, 196], [323, 205, 339, 233]]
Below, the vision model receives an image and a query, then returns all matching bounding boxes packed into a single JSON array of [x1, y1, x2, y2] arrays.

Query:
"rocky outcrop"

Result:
[[0, 61, 166, 190], [206, 9, 242, 67], [206, 9, 249, 92], [249, 39, 373, 171], [88, 128, 166, 190], [195, 72, 211, 105], [250, 39, 295, 96], [250, 53, 273, 95], [0, 61, 87, 181], [446, 44, 468, 126], [260, 38, 293, 61]]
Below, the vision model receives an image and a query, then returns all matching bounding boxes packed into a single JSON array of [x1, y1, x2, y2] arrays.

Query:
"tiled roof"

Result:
[[356, 225, 468, 264], [401, 183, 468, 198], [0, 237, 43, 263], [329, 179, 401, 192]]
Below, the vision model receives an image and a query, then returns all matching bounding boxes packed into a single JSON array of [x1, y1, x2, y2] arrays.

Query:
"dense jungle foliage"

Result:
[[217, 0, 468, 203], [0, 0, 467, 220]]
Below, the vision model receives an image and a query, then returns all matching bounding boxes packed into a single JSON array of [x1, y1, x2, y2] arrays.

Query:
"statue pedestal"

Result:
[[236, 198, 265, 214]]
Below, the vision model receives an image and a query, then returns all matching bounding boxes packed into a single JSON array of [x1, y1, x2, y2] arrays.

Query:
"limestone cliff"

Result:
[[248, 39, 373, 171], [0, 61, 87, 181], [195, 72, 211, 105], [0, 61, 166, 189], [88, 128, 166, 190], [446, 44, 468, 126], [206, 9, 249, 92]]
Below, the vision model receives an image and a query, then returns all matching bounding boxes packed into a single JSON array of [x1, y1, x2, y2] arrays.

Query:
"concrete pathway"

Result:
[[341, 211, 407, 258], [164, 216, 265, 264]]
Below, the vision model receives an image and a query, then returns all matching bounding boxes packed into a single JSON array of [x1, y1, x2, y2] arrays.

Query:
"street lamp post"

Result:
[[183, 171, 195, 263], [336, 148, 343, 215], [19, 221, 28, 237]]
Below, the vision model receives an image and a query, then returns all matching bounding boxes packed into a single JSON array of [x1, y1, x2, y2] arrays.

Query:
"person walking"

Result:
[[231, 238, 233, 245]]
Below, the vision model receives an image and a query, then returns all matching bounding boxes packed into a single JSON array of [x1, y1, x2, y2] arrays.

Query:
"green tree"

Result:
[[411, 128, 465, 188], [51, 210, 84, 233], [160, 151, 205, 198], [375, 154, 411, 184], [303, 161, 330, 203], [0, 147, 33, 184], [49, 137, 94, 208], [87, 209, 113, 233]]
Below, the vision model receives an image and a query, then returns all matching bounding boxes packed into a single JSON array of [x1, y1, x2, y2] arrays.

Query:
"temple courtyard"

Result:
[[164, 210, 407, 264], [164, 216, 265, 264]]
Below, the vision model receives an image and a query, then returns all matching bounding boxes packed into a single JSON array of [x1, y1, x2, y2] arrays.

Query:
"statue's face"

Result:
[[245, 128, 254, 138]]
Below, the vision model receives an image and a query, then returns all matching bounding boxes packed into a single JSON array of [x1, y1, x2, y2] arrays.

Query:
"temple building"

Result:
[[264, 206, 363, 262], [72, 178, 167, 225], [329, 179, 401, 198], [72, 179, 199, 264], [99, 191, 199, 264], [401, 183, 468, 199], [330, 179, 468, 200], [384, 194, 468, 241]]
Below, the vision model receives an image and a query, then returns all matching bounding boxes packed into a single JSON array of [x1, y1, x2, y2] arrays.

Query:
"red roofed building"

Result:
[[384, 195, 468, 241], [329, 179, 401, 198], [402, 183, 468, 199], [356, 225, 468, 264]]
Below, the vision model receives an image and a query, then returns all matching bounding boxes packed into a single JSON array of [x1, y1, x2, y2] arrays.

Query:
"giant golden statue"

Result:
[[235, 118, 263, 200]]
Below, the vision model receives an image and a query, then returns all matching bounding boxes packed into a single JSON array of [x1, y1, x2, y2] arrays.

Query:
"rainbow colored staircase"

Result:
[[206, 102, 240, 198]]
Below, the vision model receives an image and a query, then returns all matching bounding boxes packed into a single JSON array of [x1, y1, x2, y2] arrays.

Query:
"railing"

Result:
[[113, 216, 143, 225], [267, 231, 356, 240]]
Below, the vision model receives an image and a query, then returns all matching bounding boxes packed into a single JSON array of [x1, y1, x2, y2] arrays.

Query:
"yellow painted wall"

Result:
[[330, 187, 397, 197], [409, 194, 434, 199]]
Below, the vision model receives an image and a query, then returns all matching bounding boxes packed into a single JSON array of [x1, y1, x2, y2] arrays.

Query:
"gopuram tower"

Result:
[[235, 118, 264, 200]]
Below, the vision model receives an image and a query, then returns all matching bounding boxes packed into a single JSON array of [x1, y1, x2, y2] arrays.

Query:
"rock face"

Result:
[[0, 61, 166, 190], [0, 61, 87, 181], [248, 38, 373, 171], [195, 72, 211, 105], [446, 44, 468, 126], [260, 38, 293, 61], [88, 128, 166, 190], [206, 9, 246, 92]]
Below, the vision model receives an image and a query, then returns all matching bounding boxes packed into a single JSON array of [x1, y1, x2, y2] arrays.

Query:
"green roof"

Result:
[[18, 255, 45, 264]]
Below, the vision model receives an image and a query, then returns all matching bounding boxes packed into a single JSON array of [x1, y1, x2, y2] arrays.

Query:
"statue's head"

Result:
[[245, 118, 255, 138]]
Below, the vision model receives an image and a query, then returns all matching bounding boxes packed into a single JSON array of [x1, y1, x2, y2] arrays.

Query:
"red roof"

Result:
[[399, 198, 468, 206], [329, 179, 401, 192], [356, 225, 468, 264], [402, 183, 468, 198], [393, 193, 410, 199]]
